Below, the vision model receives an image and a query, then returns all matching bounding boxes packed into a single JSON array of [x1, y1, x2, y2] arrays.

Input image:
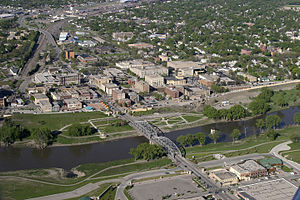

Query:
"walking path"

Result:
[[270, 141, 300, 172]]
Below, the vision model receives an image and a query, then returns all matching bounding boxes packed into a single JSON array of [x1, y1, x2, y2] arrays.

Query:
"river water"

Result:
[[0, 106, 299, 172]]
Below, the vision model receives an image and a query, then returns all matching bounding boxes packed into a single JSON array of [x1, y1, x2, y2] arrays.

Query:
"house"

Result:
[[209, 169, 239, 186], [237, 72, 257, 83], [145, 75, 164, 87], [64, 99, 82, 110], [229, 160, 268, 181], [240, 49, 252, 56]]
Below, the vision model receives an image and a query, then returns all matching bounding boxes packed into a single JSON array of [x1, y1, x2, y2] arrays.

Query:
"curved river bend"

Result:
[[0, 106, 299, 172]]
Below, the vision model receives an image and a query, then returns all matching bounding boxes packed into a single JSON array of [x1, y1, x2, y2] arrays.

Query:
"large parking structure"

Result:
[[237, 178, 298, 200]]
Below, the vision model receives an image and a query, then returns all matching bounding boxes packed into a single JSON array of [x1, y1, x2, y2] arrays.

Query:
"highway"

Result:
[[17, 15, 65, 92]]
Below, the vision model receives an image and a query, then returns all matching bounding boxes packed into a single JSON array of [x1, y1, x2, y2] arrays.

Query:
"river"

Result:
[[0, 106, 299, 172]]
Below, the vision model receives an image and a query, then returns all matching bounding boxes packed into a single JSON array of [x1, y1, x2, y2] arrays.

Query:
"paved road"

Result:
[[198, 153, 270, 168], [18, 15, 65, 92], [270, 141, 300, 173]]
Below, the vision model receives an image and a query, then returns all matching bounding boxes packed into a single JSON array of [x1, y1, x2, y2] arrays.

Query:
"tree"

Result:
[[249, 99, 270, 115], [256, 119, 265, 133], [195, 132, 206, 146], [209, 130, 220, 144], [0, 120, 27, 146], [202, 105, 220, 119], [176, 135, 187, 147], [231, 129, 241, 143], [130, 143, 166, 160], [67, 124, 96, 136], [265, 115, 282, 130], [257, 87, 274, 102], [294, 113, 300, 124], [185, 134, 195, 146], [266, 129, 280, 140], [31, 128, 54, 149]]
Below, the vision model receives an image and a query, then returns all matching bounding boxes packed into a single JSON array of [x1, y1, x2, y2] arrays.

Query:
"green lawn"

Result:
[[182, 115, 203, 122], [282, 151, 300, 164], [11, 112, 108, 130], [65, 183, 114, 200], [56, 135, 103, 144], [100, 124, 133, 134], [0, 179, 89, 200], [93, 158, 172, 178]]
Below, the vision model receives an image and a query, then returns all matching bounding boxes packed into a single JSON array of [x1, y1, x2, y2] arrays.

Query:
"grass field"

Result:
[[65, 183, 114, 200], [93, 158, 172, 178], [182, 115, 203, 122], [283, 151, 300, 164], [11, 112, 108, 130]]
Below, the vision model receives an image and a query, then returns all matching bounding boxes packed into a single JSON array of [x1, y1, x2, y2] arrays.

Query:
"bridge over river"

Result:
[[106, 104, 233, 198]]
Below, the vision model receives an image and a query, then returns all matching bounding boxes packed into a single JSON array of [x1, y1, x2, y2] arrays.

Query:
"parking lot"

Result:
[[128, 175, 206, 200]]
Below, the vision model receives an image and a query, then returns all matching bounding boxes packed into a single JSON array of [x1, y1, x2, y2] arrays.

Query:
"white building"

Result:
[[59, 32, 69, 42]]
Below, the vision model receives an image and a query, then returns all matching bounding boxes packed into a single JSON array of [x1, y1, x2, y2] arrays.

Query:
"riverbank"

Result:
[[0, 158, 173, 200], [184, 125, 300, 163], [3, 103, 299, 149]]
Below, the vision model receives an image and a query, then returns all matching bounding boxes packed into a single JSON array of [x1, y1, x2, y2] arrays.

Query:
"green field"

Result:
[[182, 115, 203, 122], [283, 151, 300, 164], [65, 183, 114, 200], [93, 158, 172, 178], [11, 112, 108, 130], [56, 135, 103, 144], [0, 157, 172, 200]]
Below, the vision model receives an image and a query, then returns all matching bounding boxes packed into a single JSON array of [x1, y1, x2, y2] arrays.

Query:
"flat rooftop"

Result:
[[238, 178, 298, 200], [212, 170, 237, 180]]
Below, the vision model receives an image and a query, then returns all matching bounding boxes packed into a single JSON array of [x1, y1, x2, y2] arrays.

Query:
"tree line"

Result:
[[0, 119, 97, 149]]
